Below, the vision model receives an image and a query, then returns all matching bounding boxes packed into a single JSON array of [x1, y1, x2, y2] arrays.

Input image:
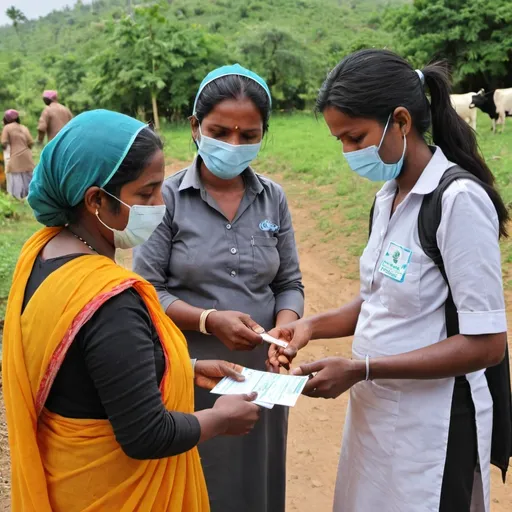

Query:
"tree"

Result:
[[5, 6, 27, 53], [90, 3, 227, 123], [240, 27, 318, 110], [388, 0, 512, 91], [52, 54, 92, 112], [95, 4, 174, 129]]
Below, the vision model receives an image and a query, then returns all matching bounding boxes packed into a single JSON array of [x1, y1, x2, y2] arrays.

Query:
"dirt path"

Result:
[[0, 162, 511, 511]]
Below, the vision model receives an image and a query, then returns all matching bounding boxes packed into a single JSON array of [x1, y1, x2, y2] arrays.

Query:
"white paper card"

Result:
[[211, 368, 308, 407], [261, 332, 289, 349]]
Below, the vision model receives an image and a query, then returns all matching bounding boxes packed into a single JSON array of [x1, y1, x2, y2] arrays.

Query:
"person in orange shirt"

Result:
[[37, 90, 73, 144]]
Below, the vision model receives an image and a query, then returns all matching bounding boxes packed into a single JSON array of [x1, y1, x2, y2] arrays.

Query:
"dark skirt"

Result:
[[189, 335, 288, 512]]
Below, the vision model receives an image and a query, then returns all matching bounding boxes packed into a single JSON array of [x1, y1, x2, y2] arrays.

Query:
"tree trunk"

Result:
[[136, 105, 146, 122], [13, 26, 25, 54], [151, 91, 160, 131]]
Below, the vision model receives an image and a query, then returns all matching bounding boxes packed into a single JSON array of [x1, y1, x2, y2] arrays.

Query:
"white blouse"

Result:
[[354, 146, 506, 360]]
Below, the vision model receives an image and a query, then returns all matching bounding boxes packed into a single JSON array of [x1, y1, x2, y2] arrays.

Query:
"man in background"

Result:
[[37, 90, 73, 144]]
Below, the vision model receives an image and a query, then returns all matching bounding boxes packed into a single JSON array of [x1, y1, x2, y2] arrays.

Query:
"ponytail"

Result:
[[421, 62, 509, 237], [317, 49, 509, 238]]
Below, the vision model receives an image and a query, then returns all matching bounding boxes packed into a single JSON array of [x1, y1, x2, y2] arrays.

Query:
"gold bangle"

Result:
[[200, 309, 217, 335]]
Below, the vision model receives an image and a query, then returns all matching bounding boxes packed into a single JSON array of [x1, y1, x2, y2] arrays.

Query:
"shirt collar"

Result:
[[178, 158, 201, 191], [376, 146, 453, 199], [178, 156, 264, 195]]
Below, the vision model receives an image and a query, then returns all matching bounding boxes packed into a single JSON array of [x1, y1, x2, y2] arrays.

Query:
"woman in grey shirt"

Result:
[[133, 64, 304, 512]]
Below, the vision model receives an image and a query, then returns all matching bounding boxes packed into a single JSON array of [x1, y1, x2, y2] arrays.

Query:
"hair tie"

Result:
[[415, 69, 425, 85]]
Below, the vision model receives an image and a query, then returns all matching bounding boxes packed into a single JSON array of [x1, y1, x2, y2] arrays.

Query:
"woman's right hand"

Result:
[[206, 310, 264, 351], [267, 319, 313, 371], [213, 393, 261, 435]]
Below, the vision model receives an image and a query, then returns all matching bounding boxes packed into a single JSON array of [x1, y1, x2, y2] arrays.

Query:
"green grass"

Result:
[[0, 194, 39, 321]]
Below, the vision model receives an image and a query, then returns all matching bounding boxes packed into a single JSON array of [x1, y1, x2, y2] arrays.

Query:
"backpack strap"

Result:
[[418, 165, 512, 481], [417, 165, 482, 336], [368, 196, 377, 239]]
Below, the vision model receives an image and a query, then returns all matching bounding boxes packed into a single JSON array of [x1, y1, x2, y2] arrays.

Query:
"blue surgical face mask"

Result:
[[343, 115, 406, 182], [96, 190, 166, 250], [196, 125, 262, 180]]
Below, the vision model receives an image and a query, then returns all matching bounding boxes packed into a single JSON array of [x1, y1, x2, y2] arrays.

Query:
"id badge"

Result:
[[378, 241, 413, 283]]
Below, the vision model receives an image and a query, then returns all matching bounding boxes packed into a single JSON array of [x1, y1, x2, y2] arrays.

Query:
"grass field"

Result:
[[1, 111, 512, 323], [0, 196, 38, 322]]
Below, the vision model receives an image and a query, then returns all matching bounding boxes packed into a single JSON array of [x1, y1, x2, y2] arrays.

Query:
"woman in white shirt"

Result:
[[269, 49, 511, 512]]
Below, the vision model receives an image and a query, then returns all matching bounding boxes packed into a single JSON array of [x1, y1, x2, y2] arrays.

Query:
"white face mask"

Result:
[[96, 189, 166, 249]]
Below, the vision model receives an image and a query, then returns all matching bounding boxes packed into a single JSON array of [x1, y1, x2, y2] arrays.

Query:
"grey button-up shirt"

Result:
[[133, 159, 304, 342], [135, 159, 302, 512]]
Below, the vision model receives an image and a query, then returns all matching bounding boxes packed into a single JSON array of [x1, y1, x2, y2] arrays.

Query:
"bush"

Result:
[[0, 192, 18, 221]]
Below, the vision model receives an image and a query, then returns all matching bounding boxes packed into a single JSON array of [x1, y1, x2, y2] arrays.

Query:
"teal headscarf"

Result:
[[28, 109, 145, 227], [192, 63, 272, 115]]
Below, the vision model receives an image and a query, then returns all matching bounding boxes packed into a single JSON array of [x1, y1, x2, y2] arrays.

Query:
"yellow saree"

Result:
[[3, 228, 209, 511]]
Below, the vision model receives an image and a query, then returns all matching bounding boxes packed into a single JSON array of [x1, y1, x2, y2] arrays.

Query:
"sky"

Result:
[[0, 0, 91, 26]]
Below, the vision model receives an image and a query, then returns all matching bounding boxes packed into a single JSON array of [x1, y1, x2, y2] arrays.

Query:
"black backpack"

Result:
[[369, 165, 512, 481]]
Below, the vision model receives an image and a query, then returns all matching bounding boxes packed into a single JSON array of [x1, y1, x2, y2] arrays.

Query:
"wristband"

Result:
[[365, 354, 371, 381]]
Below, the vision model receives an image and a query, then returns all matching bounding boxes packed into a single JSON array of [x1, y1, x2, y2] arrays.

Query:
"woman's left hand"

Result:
[[194, 360, 245, 390], [291, 357, 365, 399]]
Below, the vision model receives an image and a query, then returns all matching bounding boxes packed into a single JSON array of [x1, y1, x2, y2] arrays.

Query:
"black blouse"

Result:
[[23, 254, 201, 459]]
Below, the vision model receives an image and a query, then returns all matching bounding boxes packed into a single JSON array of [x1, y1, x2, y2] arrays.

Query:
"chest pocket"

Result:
[[379, 252, 422, 318], [251, 235, 280, 284]]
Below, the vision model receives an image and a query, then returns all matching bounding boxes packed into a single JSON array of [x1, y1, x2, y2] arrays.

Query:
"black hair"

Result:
[[67, 126, 163, 222], [194, 75, 271, 134], [3, 117, 20, 125], [317, 49, 509, 238], [43, 97, 53, 106], [102, 126, 163, 213]]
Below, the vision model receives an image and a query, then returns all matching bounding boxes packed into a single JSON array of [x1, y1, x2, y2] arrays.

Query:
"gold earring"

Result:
[[235, 125, 239, 131]]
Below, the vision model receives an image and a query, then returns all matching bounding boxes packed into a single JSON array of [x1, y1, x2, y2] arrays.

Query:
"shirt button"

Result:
[[226, 224, 232, 230], [230, 247, 237, 255], [230, 270, 237, 277]]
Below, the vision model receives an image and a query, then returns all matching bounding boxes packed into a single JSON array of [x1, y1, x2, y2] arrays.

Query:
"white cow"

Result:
[[494, 88, 512, 132], [450, 92, 477, 131]]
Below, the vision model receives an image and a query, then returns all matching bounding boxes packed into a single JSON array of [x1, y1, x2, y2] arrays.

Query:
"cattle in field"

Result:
[[450, 92, 477, 131], [495, 88, 512, 131], [470, 88, 512, 133]]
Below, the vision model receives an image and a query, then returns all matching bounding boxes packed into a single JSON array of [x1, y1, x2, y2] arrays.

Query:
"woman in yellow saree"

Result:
[[3, 110, 260, 512]]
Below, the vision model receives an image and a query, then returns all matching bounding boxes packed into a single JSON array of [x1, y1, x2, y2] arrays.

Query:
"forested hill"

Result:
[[0, 0, 405, 125], [0, 0, 399, 58], [0, 0, 510, 128]]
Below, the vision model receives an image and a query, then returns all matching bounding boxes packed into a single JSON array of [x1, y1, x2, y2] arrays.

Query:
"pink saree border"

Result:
[[35, 279, 138, 416]]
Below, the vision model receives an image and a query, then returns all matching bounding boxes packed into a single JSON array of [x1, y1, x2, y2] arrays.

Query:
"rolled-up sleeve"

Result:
[[271, 187, 305, 318], [133, 185, 179, 312], [437, 179, 507, 335]]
